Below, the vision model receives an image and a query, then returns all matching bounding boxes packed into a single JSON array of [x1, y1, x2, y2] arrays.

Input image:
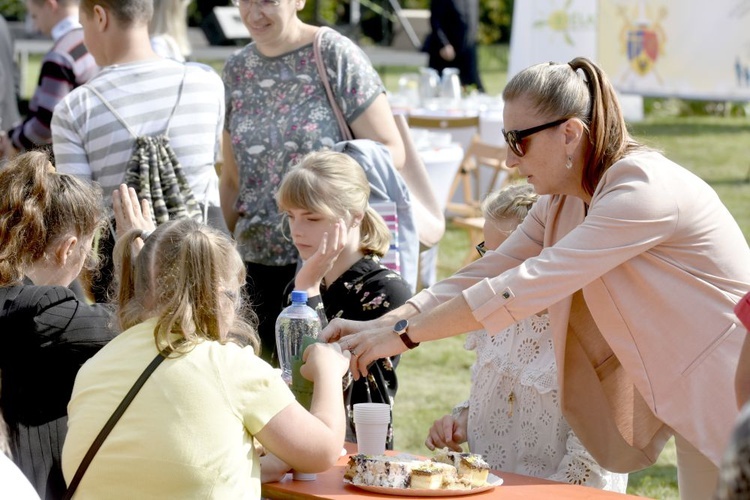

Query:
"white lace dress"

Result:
[[461, 313, 629, 493]]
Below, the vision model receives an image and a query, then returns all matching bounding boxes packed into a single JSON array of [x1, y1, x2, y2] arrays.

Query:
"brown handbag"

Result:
[[560, 291, 672, 472], [313, 27, 445, 248]]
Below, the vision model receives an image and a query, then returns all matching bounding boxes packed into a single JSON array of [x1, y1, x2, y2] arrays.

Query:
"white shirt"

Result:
[[463, 314, 628, 492]]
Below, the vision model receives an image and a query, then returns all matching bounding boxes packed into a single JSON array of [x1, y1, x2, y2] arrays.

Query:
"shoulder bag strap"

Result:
[[84, 84, 138, 139], [313, 27, 353, 141], [164, 66, 188, 136], [62, 342, 182, 499]]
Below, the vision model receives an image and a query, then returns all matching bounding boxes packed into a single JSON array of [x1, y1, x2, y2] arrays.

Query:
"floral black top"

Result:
[[223, 30, 384, 265], [283, 255, 412, 448]]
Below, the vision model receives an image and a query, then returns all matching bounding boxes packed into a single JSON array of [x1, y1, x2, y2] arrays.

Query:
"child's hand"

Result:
[[300, 342, 351, 382], [425, 412, 467, 452], [294, 219, 348, 295]]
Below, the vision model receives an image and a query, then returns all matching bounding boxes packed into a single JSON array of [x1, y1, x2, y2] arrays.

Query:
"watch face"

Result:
[[394, 319, 408, 332]]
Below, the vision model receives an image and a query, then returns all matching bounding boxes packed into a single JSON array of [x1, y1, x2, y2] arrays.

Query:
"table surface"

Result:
[[261, 445, 645, 500]]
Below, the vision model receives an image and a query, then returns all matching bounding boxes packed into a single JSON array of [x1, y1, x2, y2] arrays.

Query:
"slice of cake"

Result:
[[456, 454, 491, 487], [432, 448, 491, 487], [410, 464, 444, 490], [410, 462, 456, 489], [344, 454, 418, 488]]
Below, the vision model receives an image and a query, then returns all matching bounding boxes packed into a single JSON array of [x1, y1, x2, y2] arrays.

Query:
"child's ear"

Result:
[[352, 213, 364, 228], [54, 235, 79, 267]]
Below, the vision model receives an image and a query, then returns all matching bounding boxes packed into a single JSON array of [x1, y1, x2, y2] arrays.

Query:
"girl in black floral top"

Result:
[[276, 150, 412, 448]]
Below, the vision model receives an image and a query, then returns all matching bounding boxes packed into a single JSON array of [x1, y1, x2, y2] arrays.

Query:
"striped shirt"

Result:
[[8, 19, 96, 151], [52, 58, 224, 208]]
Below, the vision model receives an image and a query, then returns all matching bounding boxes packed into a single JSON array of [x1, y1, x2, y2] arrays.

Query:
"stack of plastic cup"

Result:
[[353, 403, 391, 456]]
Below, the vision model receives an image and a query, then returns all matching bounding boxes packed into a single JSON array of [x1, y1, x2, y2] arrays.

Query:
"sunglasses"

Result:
[[475, 241, 486, 257], [502, 118, 568, 157]]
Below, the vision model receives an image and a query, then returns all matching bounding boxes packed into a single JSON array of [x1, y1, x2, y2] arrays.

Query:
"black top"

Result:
[[0, 285, 115, 499], [283, 255, 412, 448], [428, 0, 478, 52]]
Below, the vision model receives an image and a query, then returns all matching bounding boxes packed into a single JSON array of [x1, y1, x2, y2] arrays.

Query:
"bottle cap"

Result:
[[291, 290, 308, 303]]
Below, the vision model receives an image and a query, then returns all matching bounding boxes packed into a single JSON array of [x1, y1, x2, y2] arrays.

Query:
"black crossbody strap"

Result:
[[62, 342, 181, 499]]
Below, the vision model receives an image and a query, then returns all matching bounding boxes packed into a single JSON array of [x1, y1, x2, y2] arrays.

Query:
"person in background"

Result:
[[276, 150, 411, 448], [149, 0, 191, 61], [220, 0, 405, 365], [0, 151, 116, 499], [323, 57, 750, 500], [423, 0, 484, 92], [0, 0, 97, 158], [62, 211, 351, 498], [425, 183, 627, 492], [714, 291, 750, 500], [0, 15, 21, 155], [52, 0, 226, 302]]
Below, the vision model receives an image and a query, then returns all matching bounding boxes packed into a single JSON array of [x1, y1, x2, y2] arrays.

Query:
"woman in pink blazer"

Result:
[[322, 57, 750, 500]]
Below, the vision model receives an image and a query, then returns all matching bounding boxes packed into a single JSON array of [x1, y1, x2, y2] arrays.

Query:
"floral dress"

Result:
[[461, 314, 629, 492], [283, 255, 412, 448], [222, 30, 384, 266]]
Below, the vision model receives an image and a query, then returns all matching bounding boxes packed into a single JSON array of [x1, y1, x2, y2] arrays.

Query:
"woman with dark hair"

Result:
[[322, 57, 750, 500]]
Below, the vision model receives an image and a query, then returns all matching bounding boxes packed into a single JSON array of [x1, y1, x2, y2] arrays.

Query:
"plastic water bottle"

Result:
[[275, 291, 321, 482], [275, 290, 321, 407]]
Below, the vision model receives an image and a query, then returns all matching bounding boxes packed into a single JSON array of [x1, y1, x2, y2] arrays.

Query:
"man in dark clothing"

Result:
[[423, 0, 484, 92]]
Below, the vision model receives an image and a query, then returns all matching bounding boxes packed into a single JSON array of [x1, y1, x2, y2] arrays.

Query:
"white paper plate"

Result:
[[345, 473, 502, 497]]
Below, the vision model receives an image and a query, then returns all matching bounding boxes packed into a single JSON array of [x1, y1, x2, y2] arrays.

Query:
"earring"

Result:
[[565, 156, 573, 169]]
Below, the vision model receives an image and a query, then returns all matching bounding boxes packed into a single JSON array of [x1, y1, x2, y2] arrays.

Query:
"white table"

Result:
[[416, 143, 464, 287]]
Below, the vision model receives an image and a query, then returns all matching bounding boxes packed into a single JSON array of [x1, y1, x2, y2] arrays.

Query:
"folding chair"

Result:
[[446, 135, 519, 219]]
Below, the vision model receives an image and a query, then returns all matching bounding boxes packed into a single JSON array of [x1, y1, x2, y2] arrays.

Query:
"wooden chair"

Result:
[[406, 115, 480, 151], [451, 216, 485, 267], [445, 135, 519, 219], [446, 137, 521, 266]]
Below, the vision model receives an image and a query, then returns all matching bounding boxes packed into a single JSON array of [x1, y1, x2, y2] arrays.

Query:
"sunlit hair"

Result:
[[80, 0, 153, 25], [114, 219, 259, 354], [150, 0, 191, 57], [0, 151, 104, 286], [502, 57, 649, 196], [481, 183, 539, 227], [275, 150, 391, 257]]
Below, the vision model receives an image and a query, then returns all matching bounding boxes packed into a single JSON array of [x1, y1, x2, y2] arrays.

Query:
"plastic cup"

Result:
[[354, 422, 388, 455], [293, 471, 317, 481], [353, 403, 390, 455]]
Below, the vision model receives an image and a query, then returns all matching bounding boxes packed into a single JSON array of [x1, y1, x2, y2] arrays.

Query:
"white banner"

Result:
[[508, 0, 599, 79], [507, 0, 643, 121], [598, 0, 750, 100]]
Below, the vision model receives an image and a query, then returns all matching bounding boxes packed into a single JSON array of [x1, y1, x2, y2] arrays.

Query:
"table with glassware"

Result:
[[260, 443, 644, 499]]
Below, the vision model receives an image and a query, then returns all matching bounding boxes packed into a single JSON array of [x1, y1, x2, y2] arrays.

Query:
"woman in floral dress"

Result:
[[220, 0, 405, 365], [276, 151, 411, 447], [425, 184, 628, 492]]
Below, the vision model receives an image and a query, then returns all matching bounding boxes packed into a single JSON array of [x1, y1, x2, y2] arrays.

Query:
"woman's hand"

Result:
[[294, 219, 348, 297], [112, 184, 155, 238], [425, 410, 468, 452], [333, 323, 408, 380]]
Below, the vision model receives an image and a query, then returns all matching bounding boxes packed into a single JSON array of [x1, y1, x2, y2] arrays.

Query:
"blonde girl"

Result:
[[63, 215, 351, 499], [276, 150, 411, 448]]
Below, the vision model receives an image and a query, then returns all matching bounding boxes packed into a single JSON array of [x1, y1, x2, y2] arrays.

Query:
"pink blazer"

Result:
[[411, 151, 750, 470]]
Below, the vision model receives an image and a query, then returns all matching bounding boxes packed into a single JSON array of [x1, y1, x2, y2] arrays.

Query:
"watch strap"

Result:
[[398, 330, 420, 349]]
